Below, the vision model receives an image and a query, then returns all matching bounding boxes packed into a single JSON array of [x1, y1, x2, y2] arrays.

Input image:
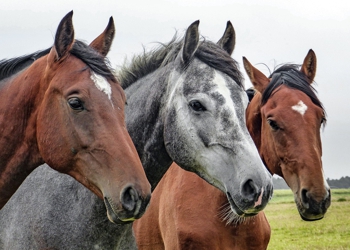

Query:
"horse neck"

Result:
[[0, 58, 46, 207], [124, 68, 173, 191]]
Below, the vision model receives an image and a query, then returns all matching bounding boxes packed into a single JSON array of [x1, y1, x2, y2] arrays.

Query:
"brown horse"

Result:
[[133, 49, 330, 249], [0, 11, 151, 223]]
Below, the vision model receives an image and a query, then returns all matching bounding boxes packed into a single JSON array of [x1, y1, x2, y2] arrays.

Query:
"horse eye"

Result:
[[267, 119, 279, 131], [68, 97, 84, 111], [189, 100, 206, 112], [321, 117, 326, 125]]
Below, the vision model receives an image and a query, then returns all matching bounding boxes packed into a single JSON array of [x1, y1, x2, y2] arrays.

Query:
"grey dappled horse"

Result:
[[0, 21, 272, 249]]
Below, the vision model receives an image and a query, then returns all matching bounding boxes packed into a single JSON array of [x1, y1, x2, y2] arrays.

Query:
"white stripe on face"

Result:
[[213, 71, 236, 115], [91, 73, 113, 106], [322, 168, 330, 190], [292, 100, 308, 116]]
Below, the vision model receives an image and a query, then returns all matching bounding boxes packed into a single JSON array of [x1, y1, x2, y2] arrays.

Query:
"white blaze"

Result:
[[292, 100, 308, 116], [214, 71, 236, 114], [91, 73, 113, 106]]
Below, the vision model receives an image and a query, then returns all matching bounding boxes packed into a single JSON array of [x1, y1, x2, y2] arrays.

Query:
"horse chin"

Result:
[[296, 205, 325, 221], [295, 196, 326, 221], [299, 213, 324, 221], [104, 197, 135, 224], [226, 192, 258, 218]]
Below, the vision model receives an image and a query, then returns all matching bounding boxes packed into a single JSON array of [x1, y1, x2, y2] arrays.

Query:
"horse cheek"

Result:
[[36, 99, 73, 172]]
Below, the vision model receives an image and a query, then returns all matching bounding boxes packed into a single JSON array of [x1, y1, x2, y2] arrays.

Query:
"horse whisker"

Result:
[[217, 201, 255, 226]]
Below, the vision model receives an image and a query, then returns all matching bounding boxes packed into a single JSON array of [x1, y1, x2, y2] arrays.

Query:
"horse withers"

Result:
[[133, 49, 330, 249], [0, 12, 151, 222]]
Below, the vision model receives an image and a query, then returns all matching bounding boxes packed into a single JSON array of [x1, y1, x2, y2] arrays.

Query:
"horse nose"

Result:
[[301, 188, 310, 209], [301, 188, 331, 215], [121, 185, 150, 218], [241, 179, 258, 202], [241, 179, 273, 207]]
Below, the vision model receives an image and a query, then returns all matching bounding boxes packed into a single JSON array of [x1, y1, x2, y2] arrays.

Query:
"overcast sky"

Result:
[[1, 0, 349, 179]]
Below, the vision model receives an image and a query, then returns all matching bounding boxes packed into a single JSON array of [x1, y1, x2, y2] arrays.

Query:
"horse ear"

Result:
[[301, 49, 317, 83], [243, 57, 269, 94], [217, 21, 235, 55], [182, 20, 200, 65], [90, 17, 115, 56], [52, 11, 75, 61]]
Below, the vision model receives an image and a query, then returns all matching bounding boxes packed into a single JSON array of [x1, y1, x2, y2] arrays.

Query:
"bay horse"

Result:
[[244, 51, 330, 219], [0, 21, 272, 249], [0, 11, 151, 222], [133, 49, 331, 249]]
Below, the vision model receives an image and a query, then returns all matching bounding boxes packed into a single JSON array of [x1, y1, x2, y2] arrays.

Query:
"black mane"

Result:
[[262, 64, 325, 118], [118, 35, 243, 89], [70, 40, 117, 83], [0, 40, 116, 83], [0, 48, 51, 81]]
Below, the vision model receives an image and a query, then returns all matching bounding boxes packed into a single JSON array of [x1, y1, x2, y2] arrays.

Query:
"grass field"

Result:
[[265, 189, 350, 250]]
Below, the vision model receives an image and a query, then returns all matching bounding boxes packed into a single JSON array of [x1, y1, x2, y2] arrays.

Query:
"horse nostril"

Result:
[[121, 186, 139, 212], [301, 189, 310, 208], [241, 179, 258, 202]]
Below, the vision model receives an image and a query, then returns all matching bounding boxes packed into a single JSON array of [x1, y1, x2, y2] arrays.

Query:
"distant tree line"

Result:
[[272, 176, 350, 189], [272, 177, 289, 189], [326, 176, 350, 189]]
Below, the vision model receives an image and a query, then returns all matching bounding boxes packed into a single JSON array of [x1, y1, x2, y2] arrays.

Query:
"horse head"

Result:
[[35, 12, 151, 223], [244, 50, 331, 220], [163, 21, 273, 217]]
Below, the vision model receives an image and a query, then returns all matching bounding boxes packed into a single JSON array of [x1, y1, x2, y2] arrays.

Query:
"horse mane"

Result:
[[0, 48, 51, 81], [0, 40, 117, 83], [246, 88, 256, 102], [70, 40, 117, 83], [118, 35, 243, 89], [262, 64, 326, 123]]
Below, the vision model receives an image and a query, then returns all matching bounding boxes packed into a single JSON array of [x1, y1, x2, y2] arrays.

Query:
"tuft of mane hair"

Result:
[[261, 64, 326, 125], [70, 40, 117, 83], [246, 88, 256, 102], [0, 48, 51, 81], [0, 40, 117, 83], [118, 34, 243, 90]]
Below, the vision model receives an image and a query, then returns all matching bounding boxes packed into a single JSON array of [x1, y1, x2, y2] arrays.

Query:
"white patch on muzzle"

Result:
[[254, 187, 264, 207], [322, 168, 330, 190]]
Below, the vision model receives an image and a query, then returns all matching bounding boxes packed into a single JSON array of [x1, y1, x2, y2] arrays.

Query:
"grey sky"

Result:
[[1, 0, 349, 179]]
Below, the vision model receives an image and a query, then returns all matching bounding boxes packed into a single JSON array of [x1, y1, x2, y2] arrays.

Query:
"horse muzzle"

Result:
[[227, 179, 274, 217], [103, 185, 151, 224], [296, 188, 331, 221]]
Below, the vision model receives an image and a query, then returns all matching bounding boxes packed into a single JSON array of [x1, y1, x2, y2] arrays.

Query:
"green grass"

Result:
[[266, 189, 350, 250]]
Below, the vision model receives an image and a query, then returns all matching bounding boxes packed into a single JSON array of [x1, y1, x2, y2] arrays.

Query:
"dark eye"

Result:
[[321, 116, 326, 125], [68, 97, 84, 111], [267, 119, 279, 131], [189, 100, 206, 112]]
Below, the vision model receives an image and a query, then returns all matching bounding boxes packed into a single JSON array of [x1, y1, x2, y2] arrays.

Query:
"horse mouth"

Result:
[[104, 197, 136, 224], [295, 195, 329, 221], [300, 213, 324, 221], [226, 192, 258, 217], [296, 203, 325, 221]]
